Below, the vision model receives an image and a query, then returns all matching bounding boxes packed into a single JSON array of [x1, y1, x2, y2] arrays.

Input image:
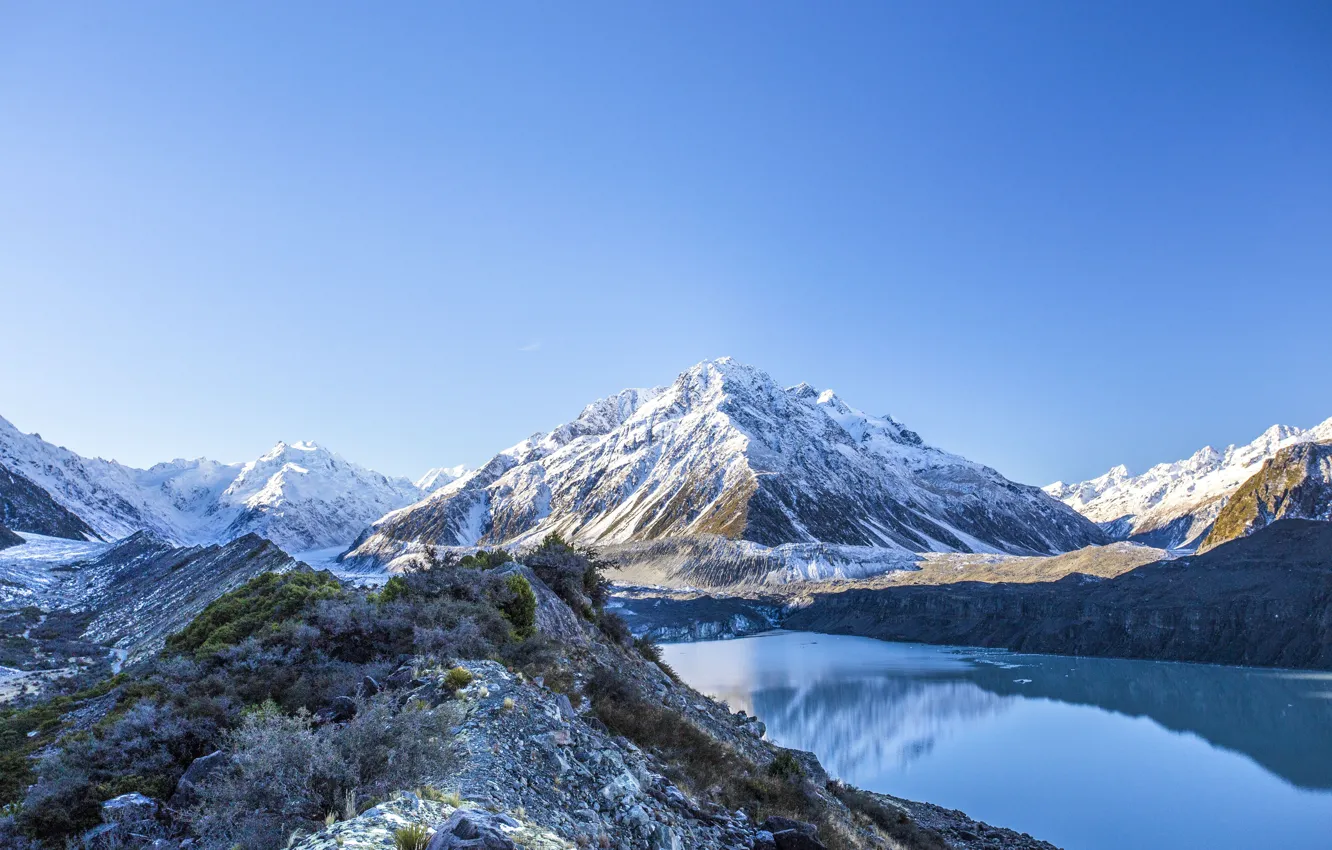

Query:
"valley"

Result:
[[1, 360, 1330, 850]]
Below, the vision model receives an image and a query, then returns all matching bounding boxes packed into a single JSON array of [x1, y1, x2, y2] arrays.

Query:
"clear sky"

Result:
[[1, 1, 1329, 486]]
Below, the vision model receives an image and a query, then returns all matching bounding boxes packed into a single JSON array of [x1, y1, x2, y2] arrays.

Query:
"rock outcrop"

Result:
[[1199, 442, 1332, 552], [785, 519, 1332, 670]]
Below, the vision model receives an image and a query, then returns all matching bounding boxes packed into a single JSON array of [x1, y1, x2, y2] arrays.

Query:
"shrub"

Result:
[[501, 575, 538, 640], [166, 570, 343, 657], [417, 786, 462, 806], [374, 576, 409, 604], [828, 781, 950, 850], [443, 667, 474, 693], [598, 611, 632, 647], [192, 696, 458, 850], [587, 670, 828, 834], [768, 750, 804, 781], [523, 535, 612, 617], [394, 823, 431, 850], [457, 549, 512, 570]]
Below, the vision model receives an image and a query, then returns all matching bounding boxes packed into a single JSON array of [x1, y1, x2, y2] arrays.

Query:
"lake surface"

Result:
[[662, 631, 1332, 850]]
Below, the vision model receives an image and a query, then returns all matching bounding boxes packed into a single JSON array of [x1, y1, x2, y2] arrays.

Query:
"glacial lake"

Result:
[[662, 631, 1332, 850]]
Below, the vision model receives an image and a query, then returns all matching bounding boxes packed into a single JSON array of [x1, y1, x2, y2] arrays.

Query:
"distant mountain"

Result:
[[416, 464, 471, 494], [344, 358, 1106, 574], [0, 415, 425, 551], [1199, 441, 1332, 552], [1046, 418, 1332, 549], [0, 461, 102, 541]]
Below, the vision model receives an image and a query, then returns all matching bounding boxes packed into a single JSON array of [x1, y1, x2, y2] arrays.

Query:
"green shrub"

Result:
[[457, 549, 512, 570], [768, 750, 804, 781], [394, 822, 431, 850], [524, 536, 612, 617], [166, 570, 343, 657], [598, 611, 632, 646], [443, 667, 473, 693], [501, 575, 538, 640], [374, 576, 409, 604]]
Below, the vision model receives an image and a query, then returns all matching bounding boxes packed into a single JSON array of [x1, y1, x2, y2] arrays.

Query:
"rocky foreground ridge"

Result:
[[0, 537, 1059, 850]]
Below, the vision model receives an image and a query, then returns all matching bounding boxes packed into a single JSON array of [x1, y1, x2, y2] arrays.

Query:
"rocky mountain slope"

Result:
[[345, 359, 1106, 574], [0, 523, 22, 551], [0, 530, 302, 665], [0, 415, 426, 550], [1046, 418, 1332, 549], [785, 519, 1332, 670], [1199, 441, 1332, 552], [0, 462, 102, 541]]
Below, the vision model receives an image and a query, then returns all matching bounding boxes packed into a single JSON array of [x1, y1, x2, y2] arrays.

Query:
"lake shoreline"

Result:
[[662, 630, 1332, 850]]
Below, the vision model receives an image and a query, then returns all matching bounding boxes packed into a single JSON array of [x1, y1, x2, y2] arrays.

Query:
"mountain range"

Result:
[[343, 358, 1106, 573], [7, 359, 1328, 579], [0, 415, 429, 552], [1046, 418, 1332, 549]]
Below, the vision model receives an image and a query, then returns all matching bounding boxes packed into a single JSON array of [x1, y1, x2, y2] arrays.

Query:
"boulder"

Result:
[[751, 831, 777, 850], [360, 674, 381, 696], [761, 816, 817, 837], [773, 830, 827, 850], [102, 792, 158, 824], [599, 770, 641, 803], [330, 695, 358, 722], [170, 750, 227, 808], [386, 666, 417, 689], [425, 809, 520, 850]]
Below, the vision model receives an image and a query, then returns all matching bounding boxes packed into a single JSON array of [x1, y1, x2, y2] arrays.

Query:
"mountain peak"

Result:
[[1049, 417, 1331, 549], [343, 359, 1104, 573]]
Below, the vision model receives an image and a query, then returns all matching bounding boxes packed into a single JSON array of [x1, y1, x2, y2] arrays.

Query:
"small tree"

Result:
[[501, 575, 538, 640]]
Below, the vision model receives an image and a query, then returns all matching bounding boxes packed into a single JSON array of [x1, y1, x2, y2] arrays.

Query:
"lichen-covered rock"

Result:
[[102, 792, 158, 824], [289, 794, 570, 850]]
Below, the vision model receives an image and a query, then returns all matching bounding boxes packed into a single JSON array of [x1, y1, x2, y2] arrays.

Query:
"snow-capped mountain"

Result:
[[0, 415, 425, 551], [1046, 418, 1332, 549], [344, 358, 1106, 573], [416, 464, 471, 494], [1199, 441, 1332, 552]]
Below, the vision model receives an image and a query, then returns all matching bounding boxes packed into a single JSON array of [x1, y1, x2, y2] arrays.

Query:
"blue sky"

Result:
[[1, 1, 1329, 486]]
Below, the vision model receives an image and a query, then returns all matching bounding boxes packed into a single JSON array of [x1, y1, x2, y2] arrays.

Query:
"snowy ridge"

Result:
[[1046, 418, 1332, 549], [344, 358, 1105, 576], [416, 464, 470, 494], [0, 415, 438, 551]]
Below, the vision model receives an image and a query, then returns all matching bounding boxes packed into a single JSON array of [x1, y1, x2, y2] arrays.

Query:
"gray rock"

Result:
[[650, 823, 683, 850], [102, 792, 157, 824], [554, 692, 577, 722], [361, 674, 381, 696], [170, 750, 227, 808], [425, 808, 520, 850], [750, 832, 776, 850], [760, 817, 816, 837], [772, 830, 826, 850], [330, 695, 357, 722], [599, 770, 640, 803]]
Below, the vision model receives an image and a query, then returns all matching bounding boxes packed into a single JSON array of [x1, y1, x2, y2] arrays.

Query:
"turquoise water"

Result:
[[662, 631, 1332, 850]]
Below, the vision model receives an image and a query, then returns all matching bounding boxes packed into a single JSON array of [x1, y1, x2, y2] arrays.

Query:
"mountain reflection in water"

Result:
[[664, 631, 1332, 850]]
